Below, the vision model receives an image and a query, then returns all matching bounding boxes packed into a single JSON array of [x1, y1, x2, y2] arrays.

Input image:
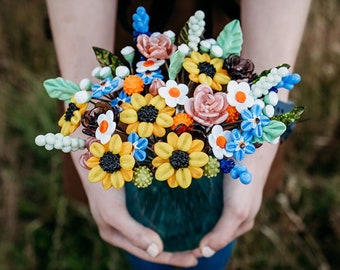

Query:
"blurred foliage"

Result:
[[0, 0, 339, 269]]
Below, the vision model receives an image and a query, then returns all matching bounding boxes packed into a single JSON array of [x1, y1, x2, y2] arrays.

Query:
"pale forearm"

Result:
[[46, 0, 118, 83], [241, 0, 311, 101]]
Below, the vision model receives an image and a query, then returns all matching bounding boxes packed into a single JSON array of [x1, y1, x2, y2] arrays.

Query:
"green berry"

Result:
[[203, 156, 220, 178], [132, 166, 153, 188]]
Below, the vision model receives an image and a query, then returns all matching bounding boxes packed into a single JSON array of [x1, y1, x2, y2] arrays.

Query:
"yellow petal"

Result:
[[155, 163, 175, 181], [60, 121, 71, 136], [121, 102, 134, 110], [188, 73, 200, 83], [120, 142, 133, 155], [210, 80, 222, 91], [120, 168, 133, 182], [120, 154, 135, 170], [176, 168, 192, 188], [198, 73, 213, 85], [138, 122, 153, 138], [167, 174, 179, 188], [111, 171, 125, 190], [154, 142, 174, 159], [71, 110, 81, 124], [188, 166, 203, 179], [126, 122, 139, 134], [188, 139, 204, 153], [58, 114, 66, 126], [131, 93, 146, 110], [177, 132, 192, 152], [109, 134, 122, 154], [88, 166, 107, 182], [86, 156, 100, 169], [152, 156, 168, 168], [214, 72, 230, 84], [102, 174, 112, 189], [160, 106, 176, 116], [183, 61, 199, 74], [149, 95, 166, 110], [120, 109, 138, 124], [156, 113, 173, 128], [189, 152, 209, 167], [89, 142, 105, 158], [144, 93, 153, 105], [211, 58, 223, 70], [167, 132, 178, 149], [152, 123, 166, 137], [190, 51, 205, 63]]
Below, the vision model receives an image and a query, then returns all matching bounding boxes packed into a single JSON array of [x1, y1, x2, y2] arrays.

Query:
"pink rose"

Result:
[[136, 33, 177, 59], [184, 84, 229, 126]]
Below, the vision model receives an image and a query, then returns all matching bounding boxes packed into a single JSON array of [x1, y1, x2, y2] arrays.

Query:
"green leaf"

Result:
[[168, 50, 186, 80], [92, 47, 123, 74], [261, 120, 287, 142], [272, 106, 305, 125], [216, 19, 243, 59], [43, 77, 80, 102], [177, 21, 190, 46]]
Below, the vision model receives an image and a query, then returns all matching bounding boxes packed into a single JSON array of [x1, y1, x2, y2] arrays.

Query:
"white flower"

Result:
[[136, 58, 165, 73], [227, 80, 254, 113], [95, 110, 116, 144], [158, 80, 189, 107], [208, 125, 233, 160]]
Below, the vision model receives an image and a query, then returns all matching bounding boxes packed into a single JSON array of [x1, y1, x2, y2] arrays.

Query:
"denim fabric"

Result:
[[125, 241, 235, 270]]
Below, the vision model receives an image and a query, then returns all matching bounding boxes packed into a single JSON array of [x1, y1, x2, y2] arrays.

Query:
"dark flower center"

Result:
[[239, 142, 246, 149], [65, 103, 79, 121], [169, 150, 189, 169], [137, 105, 158, 123], [99, 152, 121, 173], [198, 61, 216, 78], [255, 117, 260, 124]]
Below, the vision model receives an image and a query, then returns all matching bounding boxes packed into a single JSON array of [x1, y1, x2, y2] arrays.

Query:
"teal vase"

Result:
[[125, 173, 224, 252]]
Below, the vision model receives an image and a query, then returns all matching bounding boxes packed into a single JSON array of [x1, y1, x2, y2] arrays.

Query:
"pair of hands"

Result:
[[77, 143, 276, 267]]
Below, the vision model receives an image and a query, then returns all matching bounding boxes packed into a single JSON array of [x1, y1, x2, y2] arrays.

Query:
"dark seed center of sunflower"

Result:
[[137, 105, 158, 123], [65, 103, 79, 121], [99, 152, 121, 173], [169, 150, 189, 169], [198, 62, 216, 78]]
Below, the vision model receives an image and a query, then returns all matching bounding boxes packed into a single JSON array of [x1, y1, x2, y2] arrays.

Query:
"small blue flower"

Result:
[[220, 158, 235, 174], [275, 73, 301, 90], [241, 104, 270, 138], [137, 69, 164, 85], [110, 90, 131, 110], [91, 77, 123, 98], [132, 6, 150, 35], [230, 164, 252, 184], [128, 132, 148, 162], [226, 129, 255, 162]]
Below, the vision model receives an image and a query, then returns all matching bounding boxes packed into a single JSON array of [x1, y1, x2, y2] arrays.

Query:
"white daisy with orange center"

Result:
[[136, 58, 165, 73], [226, 80, 254, 113], [95, 110, 116, 144], [158, 80, 189, 107], [208, 125, 233, 160]]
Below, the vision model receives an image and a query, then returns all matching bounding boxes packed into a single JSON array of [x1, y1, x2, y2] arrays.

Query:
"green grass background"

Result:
[[1, 0, 340, 269]]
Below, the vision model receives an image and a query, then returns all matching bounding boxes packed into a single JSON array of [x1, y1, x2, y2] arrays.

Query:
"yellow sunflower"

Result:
[[152, 132, 209, 188], [183, 51, 230, 91], [86, 134, 135, 190], [119, 93, 175, 138], [58, 96, 88, 136]]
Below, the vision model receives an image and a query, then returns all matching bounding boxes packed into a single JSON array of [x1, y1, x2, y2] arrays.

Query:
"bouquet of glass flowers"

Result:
[[35, 6, 303, 251]]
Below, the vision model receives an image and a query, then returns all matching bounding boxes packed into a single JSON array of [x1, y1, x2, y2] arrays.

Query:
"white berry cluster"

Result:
[[35, 133, 86, 153], [187, 10, 205, 51], [251, 66, 289, 117]]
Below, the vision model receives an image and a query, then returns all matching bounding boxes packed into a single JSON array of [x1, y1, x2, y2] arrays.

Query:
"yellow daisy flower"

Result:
[[58, 96, 88, 136], [86, 134, 135, 190], [183, 51, 230, 91], [119, 93, 175, 138], [152, 132, 209, 188]]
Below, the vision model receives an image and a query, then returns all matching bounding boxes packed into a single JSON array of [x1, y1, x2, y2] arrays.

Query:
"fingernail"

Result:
[[201, 246, 215, 258], [146, 243, 159, 257]]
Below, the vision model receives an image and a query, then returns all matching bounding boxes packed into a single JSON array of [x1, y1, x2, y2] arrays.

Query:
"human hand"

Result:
[[80, 172, 199, 267], [194, 143, 278, 257]]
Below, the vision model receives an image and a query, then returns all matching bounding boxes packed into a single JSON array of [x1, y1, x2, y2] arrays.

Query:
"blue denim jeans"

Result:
[[125, 241, 235, 270]]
